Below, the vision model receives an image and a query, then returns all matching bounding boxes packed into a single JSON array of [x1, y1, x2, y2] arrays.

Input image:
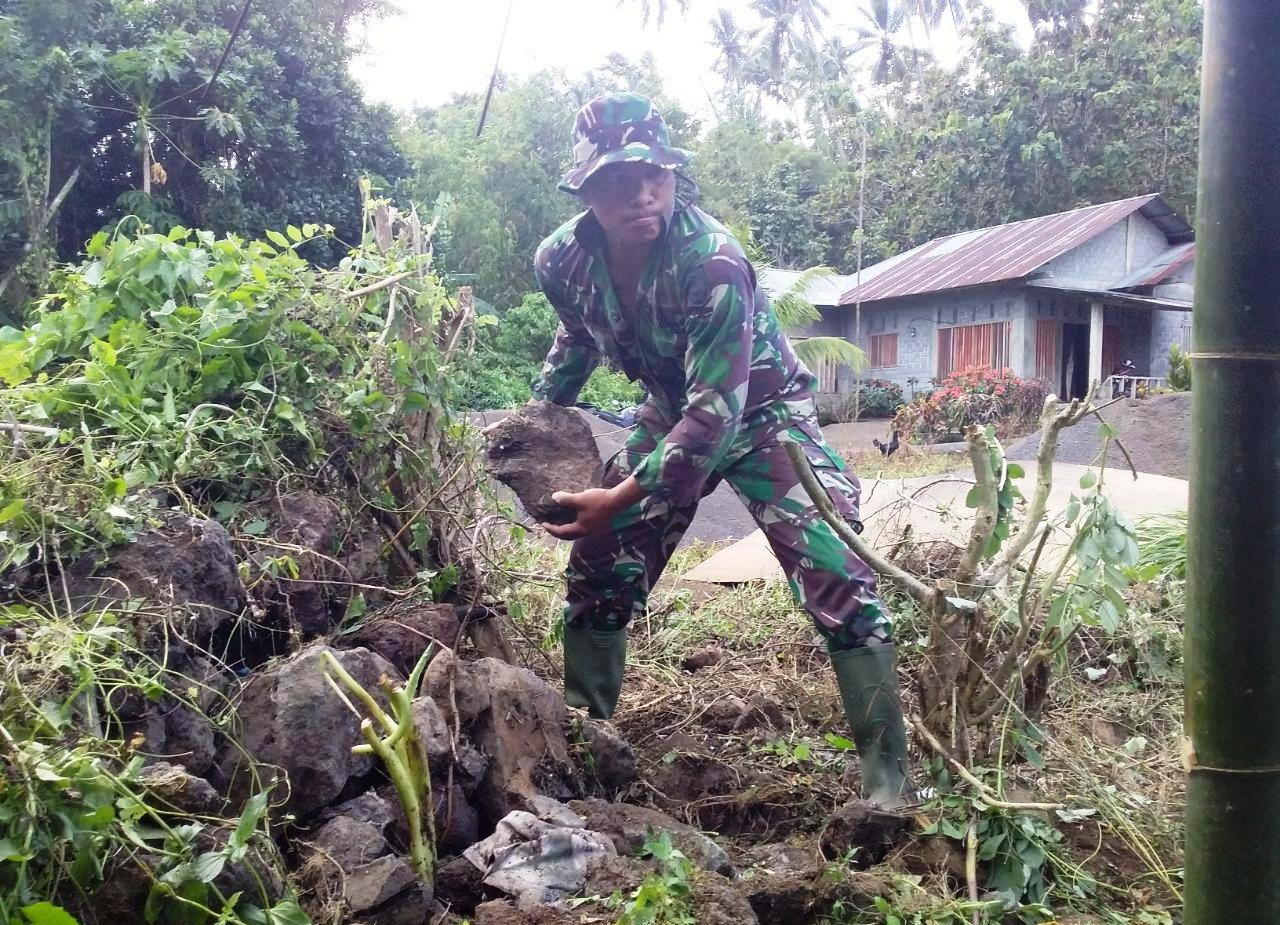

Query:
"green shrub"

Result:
[[457, 291, 642, 412], [0, 216, 468, 574], [1166, 343, 1192, 391], [856, 378, 905, 418]]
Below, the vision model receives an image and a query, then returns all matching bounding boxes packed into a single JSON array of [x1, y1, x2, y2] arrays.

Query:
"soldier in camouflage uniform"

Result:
[[532, 92, 919, 808]]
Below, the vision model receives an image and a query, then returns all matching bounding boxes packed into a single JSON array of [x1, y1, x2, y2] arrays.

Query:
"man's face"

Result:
[[580, 162, 675, 246]]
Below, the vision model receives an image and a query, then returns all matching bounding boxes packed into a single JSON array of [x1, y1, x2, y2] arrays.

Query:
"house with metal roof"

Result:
[[770, 194, 1195, 400]]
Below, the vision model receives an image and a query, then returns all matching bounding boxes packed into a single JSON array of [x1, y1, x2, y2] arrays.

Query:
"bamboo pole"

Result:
[[1184, 4, 1280, 922]]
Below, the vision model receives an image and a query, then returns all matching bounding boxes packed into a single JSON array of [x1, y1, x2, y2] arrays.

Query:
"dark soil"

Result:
[[1006, 392, 1190, 479]]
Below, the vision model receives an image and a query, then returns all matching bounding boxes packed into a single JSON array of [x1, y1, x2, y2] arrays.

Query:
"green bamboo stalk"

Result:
[[321, 647, 436, 882], [1184, 4, 1280, 921]]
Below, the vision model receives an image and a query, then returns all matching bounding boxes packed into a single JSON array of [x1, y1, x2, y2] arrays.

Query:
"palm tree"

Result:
[[901, 0, 969, 30], [851, 0, 919, 86], [620, 0, 690, 27], [772, 267, 868, 375], [750, 0, 832, 76], [709, 8, 760, 99]]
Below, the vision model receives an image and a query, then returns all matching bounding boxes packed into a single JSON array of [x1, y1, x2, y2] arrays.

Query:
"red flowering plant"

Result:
[[893, 367, 1051, 443]]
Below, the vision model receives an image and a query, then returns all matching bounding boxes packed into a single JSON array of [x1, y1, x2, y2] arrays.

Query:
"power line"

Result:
[[200, 0, 255, 105], [476, 0, 517, 137]]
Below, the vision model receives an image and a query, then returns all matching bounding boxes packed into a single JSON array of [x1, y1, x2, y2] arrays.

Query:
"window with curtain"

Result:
[[869, 332, 898, 368], [937, 321, 1011, 377]]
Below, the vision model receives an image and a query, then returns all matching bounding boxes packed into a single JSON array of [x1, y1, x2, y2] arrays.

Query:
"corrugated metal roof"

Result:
[[1111, 241, 1196, 290], [839, 195, 1191, 305]]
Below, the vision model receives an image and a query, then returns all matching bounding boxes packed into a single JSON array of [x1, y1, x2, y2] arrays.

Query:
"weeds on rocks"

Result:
[[0, 601, 297, 925]]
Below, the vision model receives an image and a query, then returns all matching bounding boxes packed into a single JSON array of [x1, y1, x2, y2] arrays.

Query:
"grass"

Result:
[[843, 449, 969, 481]]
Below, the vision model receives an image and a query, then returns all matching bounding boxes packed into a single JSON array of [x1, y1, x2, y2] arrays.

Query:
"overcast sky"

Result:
[[350, 0, 1034, 119]]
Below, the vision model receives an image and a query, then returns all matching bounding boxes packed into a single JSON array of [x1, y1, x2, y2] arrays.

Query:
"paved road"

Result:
[[684, 461, 1188, 584]]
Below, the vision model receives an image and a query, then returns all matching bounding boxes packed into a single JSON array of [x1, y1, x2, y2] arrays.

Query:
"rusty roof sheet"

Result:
[[840, 195, 1189, 305], [1111, 241, 1196, 290]]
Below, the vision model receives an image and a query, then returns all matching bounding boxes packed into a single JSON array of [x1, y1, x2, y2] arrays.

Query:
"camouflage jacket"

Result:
[[532, 201, 820, 508]]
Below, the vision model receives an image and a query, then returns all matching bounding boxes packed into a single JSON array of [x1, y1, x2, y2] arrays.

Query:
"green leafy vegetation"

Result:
[[0, 602, 297, 925], [607, 831, 697, 925], [457, 291, 643, 411], [0, 205, 467, 574], [1166, 344, 1192, 391]]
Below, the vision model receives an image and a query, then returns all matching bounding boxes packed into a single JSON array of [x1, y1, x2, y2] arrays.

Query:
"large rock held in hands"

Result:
[[484, 401, 603, 525]]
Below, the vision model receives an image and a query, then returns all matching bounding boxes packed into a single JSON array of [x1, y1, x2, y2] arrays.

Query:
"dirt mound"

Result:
[[1006, 392, 1190, 479]]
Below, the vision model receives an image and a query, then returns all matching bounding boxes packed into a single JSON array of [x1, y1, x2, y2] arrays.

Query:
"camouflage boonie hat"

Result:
[[559, 92, 693, 194]]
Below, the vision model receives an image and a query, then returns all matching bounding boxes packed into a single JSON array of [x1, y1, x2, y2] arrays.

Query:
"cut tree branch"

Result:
[[783, 441, 933, 603], [955, 426, 999, 589], [978, 395, 1089, 589], [911, 717, 1065, 811], [338, 270, 416, 300]]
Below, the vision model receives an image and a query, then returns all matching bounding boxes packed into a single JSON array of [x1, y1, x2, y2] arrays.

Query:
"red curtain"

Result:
[[869, 333, 898, 368], [1035, 319, 1060, 383], [937, 321, 1010, 377]]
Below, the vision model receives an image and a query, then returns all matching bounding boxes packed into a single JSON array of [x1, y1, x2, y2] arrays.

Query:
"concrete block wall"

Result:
[[840, 285, 1028, 395], [1117, 309, 1154, 376], [1150, 309, 1192, 376], [1042, 214, 1170, 286]]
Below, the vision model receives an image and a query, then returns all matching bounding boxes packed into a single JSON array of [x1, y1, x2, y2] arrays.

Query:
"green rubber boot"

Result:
[[832, 643, 915, 809], [563, 625, 627, 720]]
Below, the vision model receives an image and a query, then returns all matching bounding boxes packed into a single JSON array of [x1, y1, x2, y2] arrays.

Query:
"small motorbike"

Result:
[[575, 402, 641, 428]]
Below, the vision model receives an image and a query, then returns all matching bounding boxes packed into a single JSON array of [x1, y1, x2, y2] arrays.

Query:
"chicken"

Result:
[[872, 428, 900, 457]]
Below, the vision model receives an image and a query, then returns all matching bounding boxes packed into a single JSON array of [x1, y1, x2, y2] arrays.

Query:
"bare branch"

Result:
[[969, 525, 1054, 724], [978, 396, 1090, 588], [1088, 405, 1139, 481], [955, 426, 998, 589], [783, 441, 934, 604], [911, 717, 1065, 811], [337, 270, 416, 300]]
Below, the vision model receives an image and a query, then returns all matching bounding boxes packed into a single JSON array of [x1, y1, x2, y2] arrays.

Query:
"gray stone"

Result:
[[568, 798, 734, 877], [484, 401, 603, 524], [216, 644, 400, 816], [338, 603, 461, 677], [344, 854, 418, 913], [368, 881, 433, 925], [306, 815, 389, 872], [135, 762, 222, 816], [425, 653, 580, 824], [247, 491, 345, 637], [578, 719, 638, 794], [411, 695, 451, 771], [69, 512, 245, 645]]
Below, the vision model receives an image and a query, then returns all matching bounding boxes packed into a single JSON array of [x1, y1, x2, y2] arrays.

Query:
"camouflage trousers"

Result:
[[563, 422, 891, 651]]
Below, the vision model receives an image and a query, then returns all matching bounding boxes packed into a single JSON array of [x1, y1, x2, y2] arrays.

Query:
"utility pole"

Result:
[[1184, 3, 1280, 922]]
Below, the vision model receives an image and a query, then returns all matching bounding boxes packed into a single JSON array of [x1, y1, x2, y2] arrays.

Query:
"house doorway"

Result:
[[1061, 323, 1090, 399]]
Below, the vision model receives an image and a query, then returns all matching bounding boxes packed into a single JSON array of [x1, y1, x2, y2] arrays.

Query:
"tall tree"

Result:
[[0, 0, 407, 317], [851, 0, 920, 86], [750, 0, 832, 77], [709, 7, 762, 111]]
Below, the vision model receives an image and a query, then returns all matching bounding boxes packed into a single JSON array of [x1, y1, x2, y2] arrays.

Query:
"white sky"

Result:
[[351, 0, 1034, 118]]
